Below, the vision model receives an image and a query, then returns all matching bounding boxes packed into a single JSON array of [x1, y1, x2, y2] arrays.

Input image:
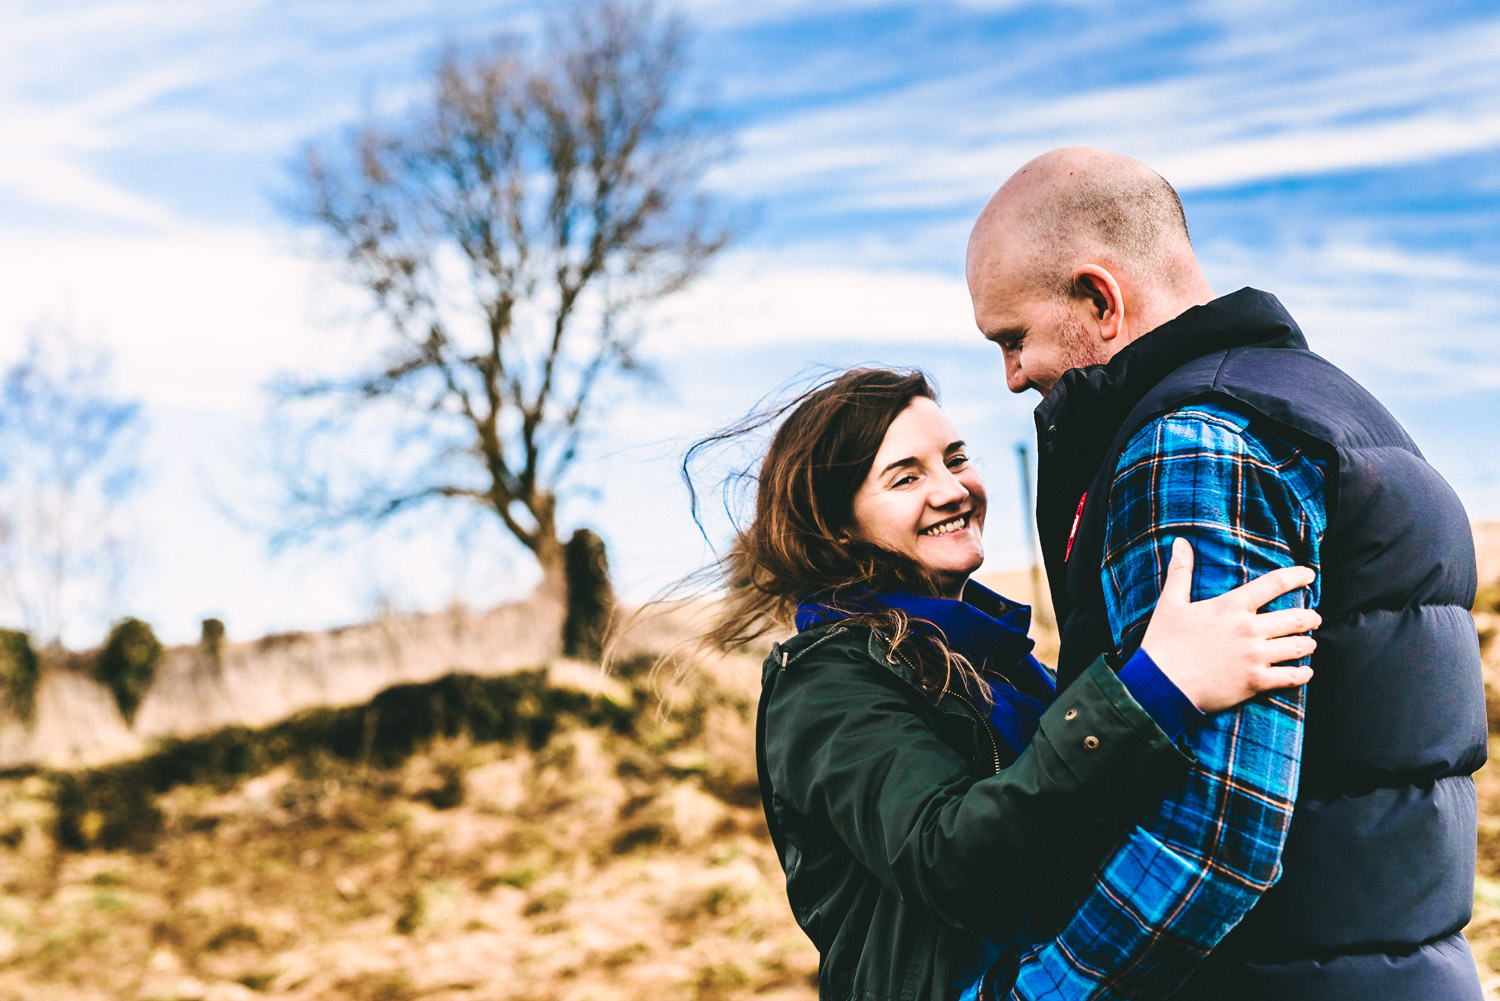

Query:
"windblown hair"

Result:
[[686, 367, 987, 702]]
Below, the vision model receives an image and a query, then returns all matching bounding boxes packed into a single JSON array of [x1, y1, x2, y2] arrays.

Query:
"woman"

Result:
[[692, 367, 1318, 1001]]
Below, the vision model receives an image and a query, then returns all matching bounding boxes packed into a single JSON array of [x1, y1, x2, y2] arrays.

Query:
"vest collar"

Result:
[[1033, 287, 1307, 458]]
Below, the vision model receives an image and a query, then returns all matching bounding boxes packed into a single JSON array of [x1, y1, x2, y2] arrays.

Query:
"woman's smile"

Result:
[[919, 513, 973, 537]]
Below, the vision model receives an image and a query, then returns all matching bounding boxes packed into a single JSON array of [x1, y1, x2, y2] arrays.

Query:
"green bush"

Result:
[[563, 527, 615, 661], [97, 617, 162, 725], [0, 629, 40, 723]]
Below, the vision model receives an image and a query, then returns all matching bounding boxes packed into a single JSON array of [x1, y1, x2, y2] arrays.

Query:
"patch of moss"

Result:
[[413, 762, 464, 810], [204, 921, 261, 952], [0, 630, 39, 723], [52, 768, 162, 851], [238, 970, 279, 992], [610, 821, 674, 855], [48, 668, 644, 852]]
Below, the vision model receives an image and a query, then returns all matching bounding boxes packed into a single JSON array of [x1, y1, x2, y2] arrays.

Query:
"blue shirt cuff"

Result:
[[1118, 648, 1205, 741]]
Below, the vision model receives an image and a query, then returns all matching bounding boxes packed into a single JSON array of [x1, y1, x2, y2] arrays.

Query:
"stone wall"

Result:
[[0, 592, 564, 770]]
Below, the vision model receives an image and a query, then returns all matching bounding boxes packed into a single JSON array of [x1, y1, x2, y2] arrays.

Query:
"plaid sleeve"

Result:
[[1010, 401, 1326, 1001]]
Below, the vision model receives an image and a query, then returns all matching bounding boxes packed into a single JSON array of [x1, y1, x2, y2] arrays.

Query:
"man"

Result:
[[965, 146, 1487, 1000]]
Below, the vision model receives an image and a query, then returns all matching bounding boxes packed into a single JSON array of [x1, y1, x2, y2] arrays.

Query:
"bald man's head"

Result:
[[966, 147, 1214, 394], [970, 146, 1194, 299]]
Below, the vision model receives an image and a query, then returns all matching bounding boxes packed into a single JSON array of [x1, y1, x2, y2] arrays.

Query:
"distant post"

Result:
[[1015, 443, 1051, 630]]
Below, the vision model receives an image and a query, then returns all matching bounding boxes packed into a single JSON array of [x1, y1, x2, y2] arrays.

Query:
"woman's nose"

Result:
[[928, 468, 969, 507]]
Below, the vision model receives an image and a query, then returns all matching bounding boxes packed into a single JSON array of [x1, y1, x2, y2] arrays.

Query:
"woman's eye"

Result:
[[891, 473, 917, 487], [948, 454, 969, 469]]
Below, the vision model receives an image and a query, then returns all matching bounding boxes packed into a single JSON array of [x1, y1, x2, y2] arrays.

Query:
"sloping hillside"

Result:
[[0, 653, 818, 1001], [2, 525, 1498, 1000]]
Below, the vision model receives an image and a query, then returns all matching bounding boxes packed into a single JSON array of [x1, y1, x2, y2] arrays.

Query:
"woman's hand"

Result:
[[1140, 537, 1319, 712]]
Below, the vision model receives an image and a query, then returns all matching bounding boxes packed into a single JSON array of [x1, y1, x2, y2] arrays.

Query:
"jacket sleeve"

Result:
[[764, 635, 1193, 933]]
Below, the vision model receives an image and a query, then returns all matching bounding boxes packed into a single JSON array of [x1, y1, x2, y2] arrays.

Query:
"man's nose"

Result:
[[1003, 349, 1028, 394]]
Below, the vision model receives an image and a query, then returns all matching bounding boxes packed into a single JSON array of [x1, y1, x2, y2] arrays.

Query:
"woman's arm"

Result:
[[763, 634, 1186, 935]]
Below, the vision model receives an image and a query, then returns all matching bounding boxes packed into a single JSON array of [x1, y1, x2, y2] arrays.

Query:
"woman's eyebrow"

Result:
[[877, 456, 920, 476], [877, 441, 967, 476]]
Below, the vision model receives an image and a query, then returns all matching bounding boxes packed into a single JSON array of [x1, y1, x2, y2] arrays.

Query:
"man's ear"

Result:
[[1073, 266, 1125, 342]]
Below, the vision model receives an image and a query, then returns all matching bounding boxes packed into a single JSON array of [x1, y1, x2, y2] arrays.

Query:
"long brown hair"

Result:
[[688, 367, 986, 701]]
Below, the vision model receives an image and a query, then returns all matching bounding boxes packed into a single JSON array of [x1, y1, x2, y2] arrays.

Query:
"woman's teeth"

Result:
[[921, 516, 967, 537]]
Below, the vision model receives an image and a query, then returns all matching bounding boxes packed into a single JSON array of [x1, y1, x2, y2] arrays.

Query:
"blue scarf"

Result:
[[796, 581, 1056, 760]]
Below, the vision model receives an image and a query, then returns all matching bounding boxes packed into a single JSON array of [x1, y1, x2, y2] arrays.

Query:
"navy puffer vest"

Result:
[[1035, 288, 1487, 1000]]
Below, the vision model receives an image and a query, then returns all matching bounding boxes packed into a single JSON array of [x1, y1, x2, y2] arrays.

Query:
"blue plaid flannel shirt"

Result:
[[1010, 401, 1327, 1000]]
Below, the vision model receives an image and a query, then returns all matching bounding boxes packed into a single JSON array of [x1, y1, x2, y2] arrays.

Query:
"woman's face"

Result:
[[849, 397, 986, 599]]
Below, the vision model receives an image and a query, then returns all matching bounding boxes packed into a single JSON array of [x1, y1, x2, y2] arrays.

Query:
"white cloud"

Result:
[[641, 250, 979, 355], [0, 225, 368, 412], [1157, 111, 1500, 191], [1196, 236, 1500, 390]]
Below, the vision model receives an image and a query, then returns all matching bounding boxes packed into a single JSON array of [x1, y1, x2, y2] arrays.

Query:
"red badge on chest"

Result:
[[1065, 492, 1087, 562]]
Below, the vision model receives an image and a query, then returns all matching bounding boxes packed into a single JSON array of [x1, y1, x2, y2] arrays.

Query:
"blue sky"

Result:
[[2, 0, 1498, 645]]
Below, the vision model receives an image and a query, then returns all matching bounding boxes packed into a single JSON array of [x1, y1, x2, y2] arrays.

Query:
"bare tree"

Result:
[[0, 325, 141, 646], [283, 1, 730, 608]]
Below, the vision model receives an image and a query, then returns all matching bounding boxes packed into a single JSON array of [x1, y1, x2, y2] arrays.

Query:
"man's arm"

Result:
[[1010, 401, 1327, 1000]]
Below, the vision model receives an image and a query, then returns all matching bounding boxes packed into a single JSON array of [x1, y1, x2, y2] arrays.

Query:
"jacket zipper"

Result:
[[949, 689, 1002, 777], [891, 647, 1002, 777]]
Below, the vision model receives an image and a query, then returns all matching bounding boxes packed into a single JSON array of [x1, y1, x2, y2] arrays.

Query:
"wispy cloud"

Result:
[[712, 6, 1500, 216], [1197, 235, 1500, 390], [0, 0, 536, 229]]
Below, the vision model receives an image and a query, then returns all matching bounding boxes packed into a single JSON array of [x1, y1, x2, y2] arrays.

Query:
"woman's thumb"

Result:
[[1159, 537, 1195, 604]]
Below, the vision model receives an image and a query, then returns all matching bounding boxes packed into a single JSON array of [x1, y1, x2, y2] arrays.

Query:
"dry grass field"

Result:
[[0, 527, 1497, 1000], [0, 654, 817, 1001]]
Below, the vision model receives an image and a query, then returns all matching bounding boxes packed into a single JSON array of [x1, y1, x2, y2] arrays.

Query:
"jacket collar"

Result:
[[1033, 287, 1306, 457], [794, 582, 1046, 701]]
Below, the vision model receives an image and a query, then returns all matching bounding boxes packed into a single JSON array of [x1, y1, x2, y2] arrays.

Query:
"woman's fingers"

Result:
[[1247, 664, 1315, 694], [1218, 563, 1316, 610], [1262, 634, 1317, 663], [1140, 542, 1321, 712], [1253, 607, 1322, 638]]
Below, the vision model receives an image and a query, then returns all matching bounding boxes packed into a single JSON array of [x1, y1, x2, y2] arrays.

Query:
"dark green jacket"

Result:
[[756, 621, 1194, 1001]]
